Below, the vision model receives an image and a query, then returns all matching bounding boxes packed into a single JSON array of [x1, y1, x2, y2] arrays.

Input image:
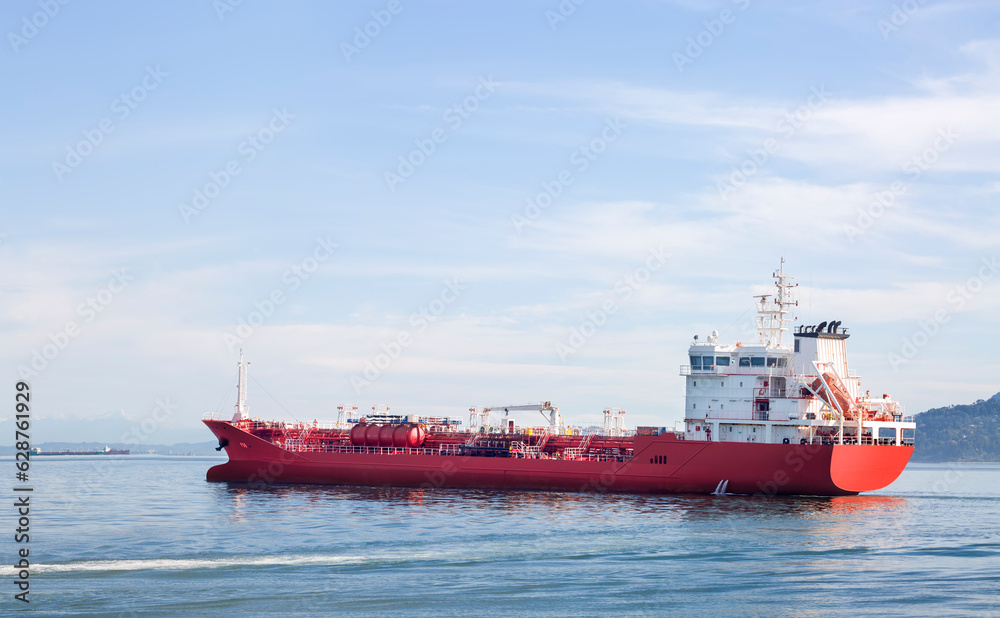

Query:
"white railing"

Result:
[[285, 443, 452, 456], [680, 365, 791, 377], [203, 412, 232, 421], [754, 387, 787, 399], [311, 421, 342, 430], [540, 451, 623, 462], [200, 416, 350, 431], [281, 441, 627, 461], [798, 435, 914, 447]]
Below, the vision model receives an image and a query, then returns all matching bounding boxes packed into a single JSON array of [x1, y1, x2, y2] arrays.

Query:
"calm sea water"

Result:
[[4, 456, 999, 616]]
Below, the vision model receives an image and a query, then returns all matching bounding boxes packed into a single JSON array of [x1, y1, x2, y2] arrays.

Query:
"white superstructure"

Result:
[[681, 261, 915, 447]]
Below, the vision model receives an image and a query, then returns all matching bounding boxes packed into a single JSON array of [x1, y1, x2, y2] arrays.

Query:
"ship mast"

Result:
[[233, 349, 249, 422], [755, 258, 798, 348]]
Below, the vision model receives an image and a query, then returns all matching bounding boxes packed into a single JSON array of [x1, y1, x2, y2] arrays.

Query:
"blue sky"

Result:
[[3, 0, 998, 443]]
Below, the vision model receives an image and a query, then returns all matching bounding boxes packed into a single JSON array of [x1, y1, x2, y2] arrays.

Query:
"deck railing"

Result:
[[202, 413, 346, 430], [679, 365, 791, 376], [798, 436, 915, 447], [280, 441, 624, 461]]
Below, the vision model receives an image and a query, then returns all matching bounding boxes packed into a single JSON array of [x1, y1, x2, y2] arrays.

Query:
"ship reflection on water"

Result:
[[214, 481, 909, 524], [205, 481, 916, 583]]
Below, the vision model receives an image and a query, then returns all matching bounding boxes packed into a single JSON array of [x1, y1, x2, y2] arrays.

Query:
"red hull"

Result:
[[204, 420, 912, 496]]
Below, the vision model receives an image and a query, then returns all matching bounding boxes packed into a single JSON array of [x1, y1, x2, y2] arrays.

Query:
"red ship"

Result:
[[205, 262, 915, 496]]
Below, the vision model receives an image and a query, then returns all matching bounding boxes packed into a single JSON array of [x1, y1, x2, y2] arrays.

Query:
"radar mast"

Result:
[[755, 258, 798, 348]]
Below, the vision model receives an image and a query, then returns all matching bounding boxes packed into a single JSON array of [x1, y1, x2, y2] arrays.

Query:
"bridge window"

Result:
[[751, 357, 765, 367], [766, 357, 778, 367], [739, 357, 750, 367], [702, 356, 714, 370], [794, 340, 800, 352], [716, 356, 730, 366], [690, 355, 701, 369]]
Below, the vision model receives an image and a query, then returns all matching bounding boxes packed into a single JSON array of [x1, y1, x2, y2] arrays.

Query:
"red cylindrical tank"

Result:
[[393, 425, 409, 448], [349, 424, 367, 446], [364, 424, 382, 447], [379, 425, 395, 447], [402, 425, 416, 448], [408, 425, 426, 448]]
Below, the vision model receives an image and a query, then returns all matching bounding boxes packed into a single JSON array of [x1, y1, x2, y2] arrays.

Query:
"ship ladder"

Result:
[[522, 433, 550, 458], [533, 432, 550, 455]]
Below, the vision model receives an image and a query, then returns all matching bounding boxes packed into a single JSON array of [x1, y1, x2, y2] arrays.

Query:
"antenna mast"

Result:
[[755, 258, 798, 348], [233, 349, 249, 422]]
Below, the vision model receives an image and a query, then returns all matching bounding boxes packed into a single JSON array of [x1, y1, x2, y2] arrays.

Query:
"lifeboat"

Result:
[[809, 373, 858, 419]]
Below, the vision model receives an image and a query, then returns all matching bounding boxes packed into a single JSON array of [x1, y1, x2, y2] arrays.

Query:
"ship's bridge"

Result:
[[682, 344, 792, 376], [682, 335, 795, 427]]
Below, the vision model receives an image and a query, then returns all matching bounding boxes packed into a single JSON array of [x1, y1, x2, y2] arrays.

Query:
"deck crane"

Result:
[[484, 401, 562, 433]]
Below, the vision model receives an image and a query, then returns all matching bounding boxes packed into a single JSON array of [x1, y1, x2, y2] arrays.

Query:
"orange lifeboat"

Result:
[[809, 373, 858, 419]]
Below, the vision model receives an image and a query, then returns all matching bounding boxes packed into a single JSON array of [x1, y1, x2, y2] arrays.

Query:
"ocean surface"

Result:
[[4, 456, 999, 616]]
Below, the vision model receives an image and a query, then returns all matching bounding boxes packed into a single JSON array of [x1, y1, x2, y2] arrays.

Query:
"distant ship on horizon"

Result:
[[34, 446, 130, 456]]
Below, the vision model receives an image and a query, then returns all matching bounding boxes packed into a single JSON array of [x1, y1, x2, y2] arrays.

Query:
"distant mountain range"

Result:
[[912, 392, 1000, 462]]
